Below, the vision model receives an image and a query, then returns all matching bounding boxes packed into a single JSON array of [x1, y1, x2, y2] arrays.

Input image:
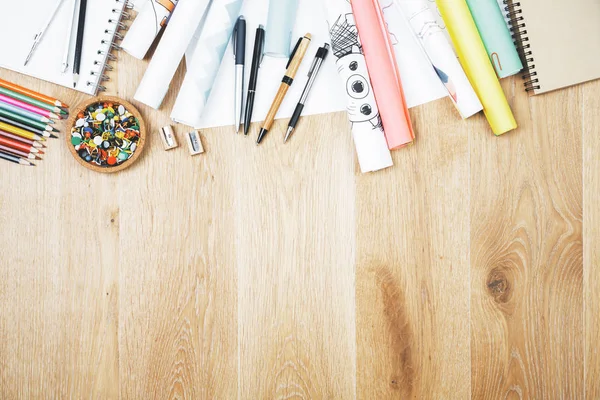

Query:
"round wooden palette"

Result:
[[66, 96, 146, 173]]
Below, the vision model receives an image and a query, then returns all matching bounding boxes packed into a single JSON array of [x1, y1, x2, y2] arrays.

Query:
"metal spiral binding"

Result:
[[504, 0, 539, 92], [87, 0, 132, 93]]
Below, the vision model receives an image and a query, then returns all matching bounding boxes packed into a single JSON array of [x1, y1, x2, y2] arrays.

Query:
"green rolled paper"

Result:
[[465, 0, 523, 78]]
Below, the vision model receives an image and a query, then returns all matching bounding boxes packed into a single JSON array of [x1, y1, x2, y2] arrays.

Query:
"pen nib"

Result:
[[284, 127, 293, 143], [257, 128, 268, 144]]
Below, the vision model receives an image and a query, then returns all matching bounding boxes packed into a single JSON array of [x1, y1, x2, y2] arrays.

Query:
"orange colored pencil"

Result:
[[0, 78, 68, 108]]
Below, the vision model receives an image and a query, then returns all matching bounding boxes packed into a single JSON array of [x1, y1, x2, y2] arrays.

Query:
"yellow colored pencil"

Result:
[[0, 121, 43, 141]]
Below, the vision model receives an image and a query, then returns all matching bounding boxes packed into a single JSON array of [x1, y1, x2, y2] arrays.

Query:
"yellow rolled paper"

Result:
[[436, 0, 517, 135]]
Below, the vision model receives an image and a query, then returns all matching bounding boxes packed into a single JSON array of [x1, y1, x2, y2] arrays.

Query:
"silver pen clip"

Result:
[[233, 22, 238, 59], [259, 25, 266, 65]]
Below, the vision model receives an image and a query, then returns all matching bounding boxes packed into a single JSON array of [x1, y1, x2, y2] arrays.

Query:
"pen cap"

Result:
[[264, 0, 300, 58]]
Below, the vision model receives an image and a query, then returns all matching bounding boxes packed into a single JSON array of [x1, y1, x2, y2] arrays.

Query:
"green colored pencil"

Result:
[[0, 107, 55, 132], [0, 86, 67, 115]]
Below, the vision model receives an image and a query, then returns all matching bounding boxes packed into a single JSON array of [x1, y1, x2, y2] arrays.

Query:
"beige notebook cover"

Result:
[[509, 0, 600, 95]]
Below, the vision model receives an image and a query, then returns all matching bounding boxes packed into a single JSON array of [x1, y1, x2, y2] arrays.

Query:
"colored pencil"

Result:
[[0, 100, 57, 124], [0, 115, 54, 137], [0, 93, 62, 119], [0, 87, 67, 115], [0, 112, 57, 133], [0, 78, 68, 108], [0, 144, 41, 160], [0, 135, 41, 154], [0, 150, 34, 166], [0, 130, 44, 148], [0, 121, 47, 141]]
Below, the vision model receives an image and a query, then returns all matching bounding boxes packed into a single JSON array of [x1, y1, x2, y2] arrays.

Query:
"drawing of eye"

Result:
[[349, 61, 358, 71], [346, 74, 369, 99], [360, 104, 373, 116], [352, 81, 364, 93]]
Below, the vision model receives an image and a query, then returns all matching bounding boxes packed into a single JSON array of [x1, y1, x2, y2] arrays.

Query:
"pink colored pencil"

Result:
[[0, 93, 59, 120]]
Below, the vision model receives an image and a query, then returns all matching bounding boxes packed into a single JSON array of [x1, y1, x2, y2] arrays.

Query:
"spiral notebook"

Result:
[[505, 0, 600, 95], [0, 0, 130, 95]]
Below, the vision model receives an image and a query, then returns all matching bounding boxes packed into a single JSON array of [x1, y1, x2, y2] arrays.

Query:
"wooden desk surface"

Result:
[[0, 51, 598, 398]]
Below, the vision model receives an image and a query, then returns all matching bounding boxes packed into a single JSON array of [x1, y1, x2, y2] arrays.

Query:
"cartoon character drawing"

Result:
[[329, 13, 382, 130]]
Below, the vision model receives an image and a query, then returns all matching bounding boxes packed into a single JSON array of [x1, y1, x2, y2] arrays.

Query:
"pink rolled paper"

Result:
[[351, 0, 415, 149]]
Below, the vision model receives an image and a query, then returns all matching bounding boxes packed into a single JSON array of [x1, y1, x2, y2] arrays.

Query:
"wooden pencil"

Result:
[[0, 130, 44, 148], [0, 144, 41, 160], [0, 94, 61, 120], [0, 86, 67, 115], [0, 121, 46, 141], [0, 150, 34, 166], [0, 135, 41, 154], [0, 100, 57, 123], [0, 115, 56, 135], [0, 78, 68, 108]]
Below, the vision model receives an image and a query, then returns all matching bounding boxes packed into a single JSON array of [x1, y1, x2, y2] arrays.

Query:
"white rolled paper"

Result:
[[122, 0, 178, 60], [395, 0, 483, 118], [171, 0, 244, 127], [134, 0, 211, 109], [323, 0, 393, 173]]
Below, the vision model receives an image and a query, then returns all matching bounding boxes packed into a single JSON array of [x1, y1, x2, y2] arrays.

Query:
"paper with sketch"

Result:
[[323, 0, 393, 173], [179, 0, 448, 129], [395, 0, 482, 118]]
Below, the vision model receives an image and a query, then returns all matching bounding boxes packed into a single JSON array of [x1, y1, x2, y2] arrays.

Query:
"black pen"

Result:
[[73, 0, 88, 88], [233, 16, 246, 133], [285, 43, 330, 143], [243, 25, 265, 136]]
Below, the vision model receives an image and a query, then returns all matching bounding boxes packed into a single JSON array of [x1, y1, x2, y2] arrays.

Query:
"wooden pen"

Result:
[[257, 33, 312, 145]]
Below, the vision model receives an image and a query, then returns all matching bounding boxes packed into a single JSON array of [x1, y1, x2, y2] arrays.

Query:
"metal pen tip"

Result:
[[284, 127, 293, 143]]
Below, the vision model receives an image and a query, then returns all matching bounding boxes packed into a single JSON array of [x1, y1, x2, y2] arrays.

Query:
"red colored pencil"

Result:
[[0, 130, 44, 148], [0, 135, 40, 154], [0, 143, 40, 160]]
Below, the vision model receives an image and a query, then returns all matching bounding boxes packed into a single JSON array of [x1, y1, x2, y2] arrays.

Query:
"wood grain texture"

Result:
[[584, 80, 600, 399], [470, 79, 583, 399], [355, 98, 471, 398], [0, 48, 597, 398]]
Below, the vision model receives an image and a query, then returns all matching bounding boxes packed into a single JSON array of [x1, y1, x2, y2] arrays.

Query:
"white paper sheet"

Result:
[[181, 0, 448, 129], [122, 0, 178, 60], [134, 0, 210, 109], [171, 0, 245, 127]]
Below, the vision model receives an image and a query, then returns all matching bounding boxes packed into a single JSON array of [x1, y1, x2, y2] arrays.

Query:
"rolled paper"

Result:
[[380, 0, 448, 109], [264, 0, 300, 57], [351, 0, 414, 150], [170, 0, 244, 127], [122, 0, 178, 60], [436, 0, 516, 135], [465, 0, 523, 78], [134, 0, 211, 109], [395, 0, 483, 118], [323, 0, 393, 173]]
